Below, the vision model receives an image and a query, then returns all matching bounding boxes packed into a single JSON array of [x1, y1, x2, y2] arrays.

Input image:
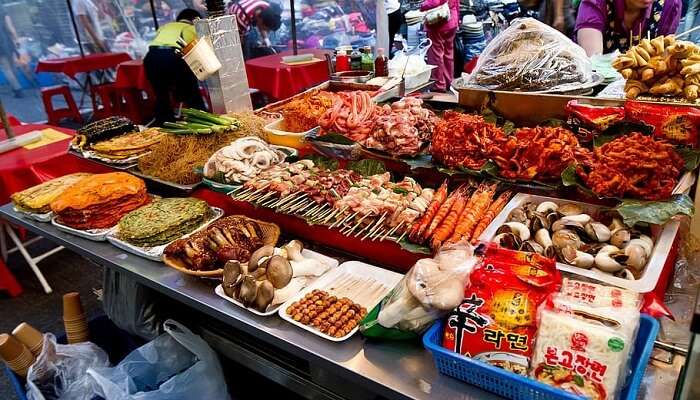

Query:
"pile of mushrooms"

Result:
[[222, 240, 331, 312], [493, 201, 654, 280]]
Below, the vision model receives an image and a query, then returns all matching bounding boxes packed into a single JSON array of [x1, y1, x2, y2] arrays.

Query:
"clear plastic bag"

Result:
[[103, 269, 162, 340], [467, 18, 592, 92], [87, 320, 229, 400], [26, 333, 110, 400], [360, 241, 479, 339], [389, 38, 432, 77]]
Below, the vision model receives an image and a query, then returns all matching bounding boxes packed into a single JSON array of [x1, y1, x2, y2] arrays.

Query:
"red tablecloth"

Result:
[[36, 53, 132, 79], [245, 49, 331, 100], [114, 59, 151, 91]]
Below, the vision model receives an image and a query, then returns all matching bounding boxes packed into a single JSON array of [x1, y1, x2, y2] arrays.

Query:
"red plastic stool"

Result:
[[40, 85, 82, 125], [91, 83, 119, 120], [114, 88, 147, 124]]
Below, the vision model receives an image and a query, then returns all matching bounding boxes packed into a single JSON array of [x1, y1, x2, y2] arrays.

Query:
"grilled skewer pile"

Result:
[[230, 160, 434, 242]]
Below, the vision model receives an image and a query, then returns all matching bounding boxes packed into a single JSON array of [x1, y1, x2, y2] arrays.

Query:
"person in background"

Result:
[[0, 10, 22, 98], [421, 0, 460, 92], [683, 0, 700, 41], [228, 0, 282, 59], [143, 8, 205, 125], [386, 0, 404, 55], [72, 0, 108, 53], [539, 0, 576, 36], [576, 0, 682, 55], [185, 0, 208, 16]]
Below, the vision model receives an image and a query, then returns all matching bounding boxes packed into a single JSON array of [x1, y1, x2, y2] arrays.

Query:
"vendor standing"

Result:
[[228, 0, 282, 59], [420, 0, 460, 92], [575, 0, 682, 56], [143, 9, 206, 125]]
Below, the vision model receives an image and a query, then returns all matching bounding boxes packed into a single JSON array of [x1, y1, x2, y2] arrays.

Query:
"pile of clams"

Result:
[[222, 240, 331, 312], [493, 201, 654, 280]]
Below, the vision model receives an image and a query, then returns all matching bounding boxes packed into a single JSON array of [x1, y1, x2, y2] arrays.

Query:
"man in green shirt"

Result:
[[144, 9, 205, 125]]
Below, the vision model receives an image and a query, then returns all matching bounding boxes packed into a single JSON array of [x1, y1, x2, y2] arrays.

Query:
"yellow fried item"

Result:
[[650, 76, 685, 95], [11, 173, 93, 213], [625, 80, 648, 99], [620, 68, 635, 79], [684, 84, 699, 101], [651, 36, 665, 55]]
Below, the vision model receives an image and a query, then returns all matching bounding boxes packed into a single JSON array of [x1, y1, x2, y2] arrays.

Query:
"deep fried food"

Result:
[[577, 132, 684, 200], [277, 90, 338, 132]]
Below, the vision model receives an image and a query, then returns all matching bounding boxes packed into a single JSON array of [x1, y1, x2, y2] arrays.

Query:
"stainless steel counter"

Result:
[[0, 204, 499, 400]]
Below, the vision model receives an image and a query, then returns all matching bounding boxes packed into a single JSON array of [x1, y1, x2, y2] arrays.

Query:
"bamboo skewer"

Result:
[[381, 222, 404, 242], [371, 228, 388, 241], [330, 210, 357, 229], [272, 192, 301, 208], [343, 212, 373, 235], [361, 212, 388, 241], [288, 199, 313, 213], [295, 201, 316, 215], [303, 204, 322, 217], [279, 194, 308, 212]]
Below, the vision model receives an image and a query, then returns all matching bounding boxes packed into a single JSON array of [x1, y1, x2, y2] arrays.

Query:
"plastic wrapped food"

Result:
[[468, 18, 592, 92], [624, 101, 700, 146], [442, 245, 561, 375], [530, 281, 642, 400], [360, 242, 480, 340]]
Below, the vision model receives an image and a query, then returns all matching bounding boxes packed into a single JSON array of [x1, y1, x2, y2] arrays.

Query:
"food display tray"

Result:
[[51, 217, 116, 241], [278, 261, 402, 342], [423, 314, 659, 400], [13, 207, 53, 223], [106, 207, 224, 261], [128, 167, 201, 192], [214, 249, 340, 316], [67, 148, 138, 170], [478, 193, 680, 293]]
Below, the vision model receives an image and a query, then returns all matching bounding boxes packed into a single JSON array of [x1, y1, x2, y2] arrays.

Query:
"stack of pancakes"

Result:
[[11, 173, 92, 214], [118, 198, 213, 247], [90, 128, 165, 160], [50, 172, 150, 230]]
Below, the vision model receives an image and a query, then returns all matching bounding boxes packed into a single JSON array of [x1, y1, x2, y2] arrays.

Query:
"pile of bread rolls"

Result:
[[612, 35, 700, 101]]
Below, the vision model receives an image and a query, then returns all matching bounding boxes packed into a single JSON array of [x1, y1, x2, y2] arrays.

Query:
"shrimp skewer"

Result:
[[421, 186, 462, 243], [430, 188, 469, 250], [470, 191, 512, 244], [447, 184, 497, 244], [408, 180, 448, 243]]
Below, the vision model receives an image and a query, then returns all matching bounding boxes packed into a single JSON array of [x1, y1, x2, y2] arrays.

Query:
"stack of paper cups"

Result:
[[0, 333, 35, 377], [12, 322, 44, 357], [63, 292, 89, 343]]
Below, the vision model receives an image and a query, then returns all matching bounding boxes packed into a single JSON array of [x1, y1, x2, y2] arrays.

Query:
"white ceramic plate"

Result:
[[278, 261, 402, 341]]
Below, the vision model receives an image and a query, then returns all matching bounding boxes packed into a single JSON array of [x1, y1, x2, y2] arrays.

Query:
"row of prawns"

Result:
[[408, 181, 512, 250]]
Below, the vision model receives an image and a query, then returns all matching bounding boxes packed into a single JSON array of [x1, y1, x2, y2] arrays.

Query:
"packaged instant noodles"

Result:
[[530, 280, 642, 400], [565, 100, 625, 142], [624, 101, 700, 146], [442, 245, 560, 375]]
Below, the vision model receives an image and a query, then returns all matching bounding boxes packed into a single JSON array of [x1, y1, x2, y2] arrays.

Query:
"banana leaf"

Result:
[[615, 194, 694, 226], [398, 238, 432, 255], [303, 154, 339, 171], [348, 159, 387, 177], [676, 147, 700, 171], [311, 132, 356, 145]]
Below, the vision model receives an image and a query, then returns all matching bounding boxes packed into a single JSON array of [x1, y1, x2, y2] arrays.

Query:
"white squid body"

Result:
[[203, 136, 284, 183]]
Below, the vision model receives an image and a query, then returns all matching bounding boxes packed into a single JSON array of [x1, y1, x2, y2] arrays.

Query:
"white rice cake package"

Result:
[[560, 279, 642, 310], [530, 301, 640, 400]]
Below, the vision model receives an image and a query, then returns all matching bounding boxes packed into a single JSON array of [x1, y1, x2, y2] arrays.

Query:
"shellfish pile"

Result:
[[493, 201, 654, 279]]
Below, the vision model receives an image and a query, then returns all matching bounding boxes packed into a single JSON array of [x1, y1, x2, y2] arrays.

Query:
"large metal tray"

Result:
[[51, 217, 116, 241], [106, 207, 224, 261], [13, 207, 53, 223], [128, 167, 201, 192], [68, 147, 139, 170]]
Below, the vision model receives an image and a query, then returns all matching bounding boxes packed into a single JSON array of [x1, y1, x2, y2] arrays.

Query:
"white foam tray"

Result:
[[478, 193, 680, 293], [278, 260, 402, 342], [214, 249, 339, 316]]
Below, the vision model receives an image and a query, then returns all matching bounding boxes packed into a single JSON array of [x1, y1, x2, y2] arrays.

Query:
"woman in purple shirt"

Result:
[[575, 0, 682, 56]]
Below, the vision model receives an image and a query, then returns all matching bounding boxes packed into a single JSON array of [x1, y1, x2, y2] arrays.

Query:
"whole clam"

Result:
[[584, 222, 612, 242]]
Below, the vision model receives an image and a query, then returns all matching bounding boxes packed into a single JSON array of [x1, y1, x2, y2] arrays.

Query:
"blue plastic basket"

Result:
[[423, 314, 659, 400]]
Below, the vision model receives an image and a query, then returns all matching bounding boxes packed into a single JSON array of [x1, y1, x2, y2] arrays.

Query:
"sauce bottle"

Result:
[[374, 48, 389, 77], [362, 46, 374, 72], [350, 48, 363, 71], [336, 50, 350, 72]]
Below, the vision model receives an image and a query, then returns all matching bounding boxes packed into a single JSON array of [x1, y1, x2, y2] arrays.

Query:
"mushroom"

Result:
[[251, 267, 267, 280], [222, 261, 243, 297], [253, 280, 275, 312], [271, 277, 311, 306], [238, 275, 258, 306], [248, 245, 274, 272], [585, 222, 612, 242], [561, 245, 595, 269], [281, 240, 304, 261], [266, 256, 293, 288]]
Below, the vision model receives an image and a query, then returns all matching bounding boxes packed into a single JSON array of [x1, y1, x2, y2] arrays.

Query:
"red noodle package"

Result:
[[624, 101, 700, 146], [442, 245, 561, 375]]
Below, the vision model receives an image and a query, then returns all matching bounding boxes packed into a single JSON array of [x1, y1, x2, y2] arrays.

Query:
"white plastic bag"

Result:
[[87, 320, 229, 400], [26, 334, 110, 400], [389, 39, 432, 77], [468, 18, 592, 91]]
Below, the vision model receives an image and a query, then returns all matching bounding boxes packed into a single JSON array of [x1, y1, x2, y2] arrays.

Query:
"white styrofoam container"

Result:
[[278, 261, 402, 341], [478, 193, 680, 293], [401, 65, 436, 89], [214, 249, 340, 316]]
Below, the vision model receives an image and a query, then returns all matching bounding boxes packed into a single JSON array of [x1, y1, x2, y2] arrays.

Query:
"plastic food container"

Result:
[[423, 314, 659, 400], [478, 193, 680, 293], [263, 118, 310, 149], [183, 37, 222, 81], [401, 65, 436, 89]]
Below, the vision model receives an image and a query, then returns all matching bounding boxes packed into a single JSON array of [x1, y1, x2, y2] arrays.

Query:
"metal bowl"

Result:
[[331, 70, 374, 84]]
